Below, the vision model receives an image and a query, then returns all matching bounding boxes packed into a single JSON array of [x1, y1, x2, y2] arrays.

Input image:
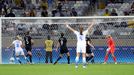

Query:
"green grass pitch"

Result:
[[0, 64, 134, 75]]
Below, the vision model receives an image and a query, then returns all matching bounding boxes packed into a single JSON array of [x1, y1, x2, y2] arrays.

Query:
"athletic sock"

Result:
[[104, 55, 108, 62], [88, 56, 94, 62], [24, 57, 29, 62], [91, 58, 95, 63], [83, 57, 86, 66], [67, 56, 70, 64], [16, 57, 22, 64], [86, 57, 89, 62], [54, 56, 61, 65], [113, 56, 116, 62], [29, 56, 32, 63], [75, 57, 79, 66]]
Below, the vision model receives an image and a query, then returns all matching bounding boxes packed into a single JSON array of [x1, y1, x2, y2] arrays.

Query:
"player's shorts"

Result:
[[109, 50, 115, 54], [25, 45, 32, 52], [60, 46, 69, 54], [107, 47, 115, 54], [15, 50, 24, 56], [86, 46, 92, 54], [76, 45, 86, 53]]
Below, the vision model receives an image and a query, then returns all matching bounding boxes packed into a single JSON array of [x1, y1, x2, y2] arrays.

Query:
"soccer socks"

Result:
[[54, 56, 70, 65], [54, 56, 61, 65], [83, 57, 86, 67], [86, 57, 89, 62], [29, 56, 32, 63], [24, 57, 29, 62], [113, 56, 116, 62], [104, 55, 116, 63], [26, 54, 32, 63], [91, 58, 95, 63], [86, 56, 94, 62], [104, 55, 108, 62], [75, 57, 86, 68], [67, 56, 70, 64], [16, 57, 22, 64], [75, 57, 79, 66]]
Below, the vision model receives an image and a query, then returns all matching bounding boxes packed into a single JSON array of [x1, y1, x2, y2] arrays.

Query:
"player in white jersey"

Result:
[[66, 20, 95, 68], [7, 35, 29, 64]]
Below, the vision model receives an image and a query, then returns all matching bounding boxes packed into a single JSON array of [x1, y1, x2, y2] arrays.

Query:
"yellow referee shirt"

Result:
[[45, 40, 53, 51]]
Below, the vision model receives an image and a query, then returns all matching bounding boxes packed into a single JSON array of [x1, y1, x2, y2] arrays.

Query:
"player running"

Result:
[[54, 33, 70, 65], [7, 35, 29, 64], [24, 31, 34, 64], [86, 36, 95, 64], [66, 20, 95, 68], [104, 35, 117, 64]]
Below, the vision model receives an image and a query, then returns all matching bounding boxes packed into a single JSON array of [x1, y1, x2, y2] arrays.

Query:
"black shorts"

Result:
[[25, 46, 32, 52], [86, 46, 92, 54], [60, 47, 69, 54]]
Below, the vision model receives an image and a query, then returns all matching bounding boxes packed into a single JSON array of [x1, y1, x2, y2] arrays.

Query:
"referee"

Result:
[[44, 35, 54, 63], [54, 33, 70, 65]]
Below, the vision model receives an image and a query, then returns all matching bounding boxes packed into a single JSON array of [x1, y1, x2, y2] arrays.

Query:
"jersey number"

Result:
[[79, 36, 83, 41], [61, 41, 63, 45], [26, 37, 29, 44], [16, 43, 19, 48]]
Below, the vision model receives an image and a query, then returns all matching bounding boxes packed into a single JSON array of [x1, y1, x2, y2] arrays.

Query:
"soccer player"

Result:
[[24, 31, 34, 64], [54, 33, 70, 65], [66, 21, 95, 68], [86, 36, 95, 63], [7, 35, 29, 64], [44, 35, 54, 63], [104, 35, 117, 64]]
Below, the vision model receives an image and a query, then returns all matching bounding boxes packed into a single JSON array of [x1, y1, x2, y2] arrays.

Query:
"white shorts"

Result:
[[76, 45, 86, 53], [15, 50, 24, 56]]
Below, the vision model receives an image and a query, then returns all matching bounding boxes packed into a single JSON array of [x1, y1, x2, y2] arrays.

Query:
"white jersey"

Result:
[[12, 40, 23, 51], [74, 30, 88, 46]]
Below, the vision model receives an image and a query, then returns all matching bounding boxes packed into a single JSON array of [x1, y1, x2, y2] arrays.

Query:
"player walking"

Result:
[[104, 35, 117, 64]]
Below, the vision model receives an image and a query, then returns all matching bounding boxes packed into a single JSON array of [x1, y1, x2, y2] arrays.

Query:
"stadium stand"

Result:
[[0, 0, 94, 17]]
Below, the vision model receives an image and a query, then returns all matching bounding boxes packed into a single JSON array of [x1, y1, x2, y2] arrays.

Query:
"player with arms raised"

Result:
[[66, 20, 95, 68]]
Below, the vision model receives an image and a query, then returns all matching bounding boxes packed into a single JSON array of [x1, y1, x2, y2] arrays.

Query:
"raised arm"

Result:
[[66, 23, 76, 32], [87, 20, 95, 31], [56, 42, 60, 52]]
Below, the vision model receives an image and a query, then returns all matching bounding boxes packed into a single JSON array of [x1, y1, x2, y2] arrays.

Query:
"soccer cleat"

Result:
[[91, 60, 95, 64], [53, 62, 57, 65], [83, 66, 86, 69], [103, 62, 107, 64], [27, 62, 31, 64], [115, 62, 117, 64], [75, 66, 78, 69]]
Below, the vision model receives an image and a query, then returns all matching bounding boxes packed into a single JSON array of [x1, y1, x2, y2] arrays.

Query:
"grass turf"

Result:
[[0, 64, 134, 75]]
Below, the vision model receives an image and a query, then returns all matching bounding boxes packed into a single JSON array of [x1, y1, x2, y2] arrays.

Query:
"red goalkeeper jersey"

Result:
[[107, 37, 115, 51]]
